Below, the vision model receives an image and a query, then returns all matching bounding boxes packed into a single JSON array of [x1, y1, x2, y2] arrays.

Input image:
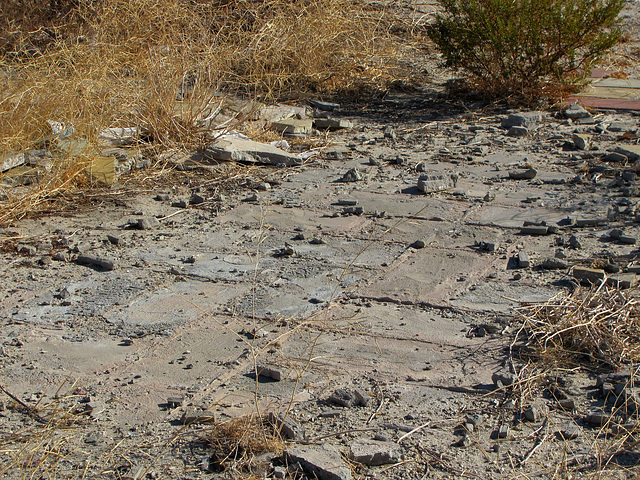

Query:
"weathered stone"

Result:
[[76, 254, 116, 271], [136, 217, 160, 230], [542, 257, 568, 270], [560, 422, 581, 440], [572, 266, 606, 284], [518, 252, 530, 268], [328, 388, 360, 407], [269, 412, 306, 440], [350, 439, 402, 466], [508, 126, 529, 137], [206, 136, 302, 166], [17, 244, 37, 256], [353, 388, 370, 407], [523, 406, 540, 422], [167, 396, 184, 408], [569, 235, 582, 249], [606, 152, 629, 162], [497, 424, 509, 438], [475, 241, 498, 252], [272, 118, 313, 135], [558, 398, 575, 411], [308, 99, 340, 111], [585, 412, 613, 427], [189, 193, 206, 205], [314, 118, 353, 130], [614, 145, 640, 162], [572, 133, 592, 151], [508, 168, 537, 180], [492, 371, 516, 387], [417, 173, 458, 193], [565, 104, 591, 120], [182, 409, 216, 425], [574, 217, 608, 228], [341, 168, 363, 182], [520, 225, 548, 235], [501, 112, 542, 129], [107, 234, 122, 245], [607, 274, 638, 289], [1, 152, 26, 173], [286, 444, 351, 480], [257, 364, 285, 381], [337, 198, 358, 206], [98, 127, 140, 146]]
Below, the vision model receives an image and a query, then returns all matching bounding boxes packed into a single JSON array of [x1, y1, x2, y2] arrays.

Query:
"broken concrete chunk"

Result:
[[417, 173, 458, 193], [572, 266, 606, 284], [585, 412, 613, 427], [574, 217, 608, 228], [206, 136, 302, 166], [268, 412, 305, 441], [286, 444, 351, 480], [350, 439, 402, 466], [475, 241, 498, 252], [76, 254, 116, 271], [607, 274, 638, 289], [508, 168, 537, 180]]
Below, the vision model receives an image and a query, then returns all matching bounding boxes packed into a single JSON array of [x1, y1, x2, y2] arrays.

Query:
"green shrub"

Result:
[[427, 0, 625, 101]]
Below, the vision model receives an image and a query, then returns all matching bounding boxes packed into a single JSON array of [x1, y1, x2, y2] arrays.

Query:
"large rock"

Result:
[[286, 444, 351, 480], [205, 136, 301, 166], [417, 173, 458, 193], [501, 112, 542, 129], [350, 439, 402, 466]]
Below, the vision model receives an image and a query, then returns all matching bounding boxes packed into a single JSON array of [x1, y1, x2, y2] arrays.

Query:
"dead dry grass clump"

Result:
[[0, 0, 425, 226], [517, 285, 640, 370]]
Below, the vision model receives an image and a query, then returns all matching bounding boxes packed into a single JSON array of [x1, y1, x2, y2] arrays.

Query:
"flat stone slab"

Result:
[[286, 444, 351, 480], [350, 439, 402, 466], [205, 136, 302, 166]]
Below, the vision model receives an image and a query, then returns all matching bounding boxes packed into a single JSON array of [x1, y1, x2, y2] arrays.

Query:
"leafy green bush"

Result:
[[428, 0, 625, 101]]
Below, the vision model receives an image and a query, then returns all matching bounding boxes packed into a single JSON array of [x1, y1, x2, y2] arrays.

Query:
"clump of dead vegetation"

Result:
[[0, 0, 427, 226], [517, 285, 640, 370]]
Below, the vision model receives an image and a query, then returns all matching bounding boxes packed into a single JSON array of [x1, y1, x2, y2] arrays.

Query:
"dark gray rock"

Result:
[[417, 173, 458, 193], [76, 254, 116, 271], [501, 112, 542, 129], [509, 168, 537, 180], [565, 104, 591, 120], [542, 257, 568, 270], [341, 168, 363, 182], [136, 217, 160, 230]]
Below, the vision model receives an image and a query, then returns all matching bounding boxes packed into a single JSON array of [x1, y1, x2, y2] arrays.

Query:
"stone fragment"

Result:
[[350, 439, 402, 466], [206, 136, 301, 166], [475, 241, 498, 252], [18, 244, 37, 256], [353, 388, 370, 407], [565, 104, 591, 120], [523, 406, 540, 422], [542, 258, 568, 270], [182, 409, 216, 425], [136, 217, 160, 230], [585, 412, 613, 427], [107, 234, 122, 245], [269, 412, 306, 440], [574, 217, 608, 228], [328, 388, 360, 407], [189, 193, 206, 205], [497, 424, 509, 438], [341, 168, 363, 182], [337, 198, 358, 206], [558, 398, 575, 411], [272, 118, 313, 135], [607, 274, 638, 289], [76, 254, 116, 271], [286, 444, 351, 480], [1, 152, 26, 173], [314, 118, 353, 130], [154, 193, 170, 201], [167, 397, 184, 408], [508, 168, 537, 180], [560, 422, 581, 440], [257, 364, 285, 381], [520, 225, 548, 235], [98, 126, 140, 146], [569, 235, 582, 249], [572, 133, 592, 150], [614, 145, 640, 162], [518, 252, 530, 268], [417, 173, 458, 193], [308, 99, 340, 111], [508, 126, 528, 137], [572, 266, 606, 284], [492, 371, 516, 387], [501, 112, 542, 129], [610, 228, 637, 244], [606, 152, 628, 162]]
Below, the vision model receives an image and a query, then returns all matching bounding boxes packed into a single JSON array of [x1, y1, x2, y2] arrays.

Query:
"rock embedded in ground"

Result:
[[417, 172, 458, 193], [286, 444, 351, 480], [206, 136, 302, 166], [350, 439, 402, 466], [508, 168, 537, 180]]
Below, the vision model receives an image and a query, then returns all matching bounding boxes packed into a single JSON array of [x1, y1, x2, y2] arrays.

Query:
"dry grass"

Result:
[[517, 285, 640, 370], [0, 0, 427, 226]]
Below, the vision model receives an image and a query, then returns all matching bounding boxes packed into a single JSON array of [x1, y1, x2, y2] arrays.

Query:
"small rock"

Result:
[[269, 412, 306, 441], [497, 424, 509, 439], [509, 168, 537, 180], [350, 439, 402, 466], [492, 371, 516, 387], [565, 104, 591, 120], [569, 234, 582, 249], [341, 168, 363, 182], [542, 257, 568, 270], [518, 252, 530, 268], [136, 217, 160, 230], [18, 244, 37, 256], [523, 406, 540, 422], [76, 254, 116, 271], [167, 397, 184, 408], [560, 422, 581, 440], [501, 112, 542, 129], [508, 126, 529, 137], [329, 388, 360, 407], [572, 133, 592, 151], [286, 444, 351, 480], [257, 364, 285, 381], [106, 234, 122, 245], [413, 240, 426, 249], [190, 193, 206, 205]]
